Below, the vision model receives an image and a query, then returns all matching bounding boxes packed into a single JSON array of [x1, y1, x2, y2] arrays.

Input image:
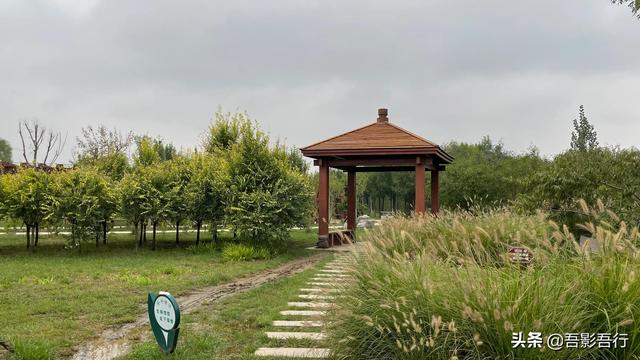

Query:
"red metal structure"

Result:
[[301, 108, 453, 247]]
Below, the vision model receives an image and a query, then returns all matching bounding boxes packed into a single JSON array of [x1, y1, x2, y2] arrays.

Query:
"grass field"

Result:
[[119, 256, 333, 359], [0, 228, 318, 359]]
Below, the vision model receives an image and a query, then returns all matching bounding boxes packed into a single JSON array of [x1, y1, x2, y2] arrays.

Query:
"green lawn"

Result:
[[0, 229, 318, 359], [119, 256, 333, 360]]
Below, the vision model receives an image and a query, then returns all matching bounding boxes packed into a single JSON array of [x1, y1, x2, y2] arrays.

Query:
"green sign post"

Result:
[[148, 291, 181, 353]]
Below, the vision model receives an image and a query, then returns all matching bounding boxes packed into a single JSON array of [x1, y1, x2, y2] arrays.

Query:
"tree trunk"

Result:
[[196, 221, 201, 245], [96, 227, 99, 246], [102, 221, 107, 245], [35, 222, 39, 247], [143, 222, 147, 244], [212, 223, 218, 244], [175, 220, 180, 245], [152, 221, 157, 251], [138, 220, 143, 247], [26, 224, 31, 249], [133, 221, 138, 248]]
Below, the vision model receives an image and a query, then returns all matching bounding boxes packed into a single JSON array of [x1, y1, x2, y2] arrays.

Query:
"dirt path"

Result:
[[71, 253, 327, 360]]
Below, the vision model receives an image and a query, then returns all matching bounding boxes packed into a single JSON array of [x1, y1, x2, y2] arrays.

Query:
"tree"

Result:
[[76, 125, 133, 160], [516, 147, 640, 230], [145, 163, 173, 250], [0, 138, 11, 162], [134, 135, 177, 166], [134, 136, 161, 167], [612, 0, 640, 18], [285, 147, 310, 174], [74, 125, 132, 181], [224, 117, 313, 248], [1, 168, 53, 249], [203, 111, 244, 154], [0, 175, 7, 221], [18, 119, 67, 166], [154, 140, 176, 162], [164, 157, 192, 245], [186, 153, 228, 245], [49, 169, 116, 249], [118, 171, 153, 248], [570, 105, 599, 152], [75, 152, 130, 182], [435, 137, 547, 210]]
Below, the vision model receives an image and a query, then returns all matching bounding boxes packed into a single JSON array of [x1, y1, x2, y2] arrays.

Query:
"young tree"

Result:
[[224, 118, 313, 248], [570, 105, 599, 152], [0, 175, 7, 221], [75, 152, 130, 182], [145, 163, 173, 250], [0, 138, 12, 162], [118, 171, 153, 247], [134, 136, 161, 167], [186, 153, 228, 245], [164, 157, 192, 245], [2, 168, 53, 249], [134, 135, 177, 167], [18, 119, 67, 166], [203, 111, 244, 154], [49, 169, 116, 248]]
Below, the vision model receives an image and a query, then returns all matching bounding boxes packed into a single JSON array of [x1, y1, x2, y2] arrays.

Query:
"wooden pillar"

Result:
[[415, 157, 425, 214], [431, 170, 440, 214], [347, 170, 356, 232], [318, 159, 330, 247]]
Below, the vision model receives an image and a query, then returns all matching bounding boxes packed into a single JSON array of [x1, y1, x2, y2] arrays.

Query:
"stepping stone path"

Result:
[[254, 254, 355, 358]]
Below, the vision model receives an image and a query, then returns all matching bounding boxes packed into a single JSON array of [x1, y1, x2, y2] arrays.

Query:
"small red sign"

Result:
[[508, 247, 533, 265]]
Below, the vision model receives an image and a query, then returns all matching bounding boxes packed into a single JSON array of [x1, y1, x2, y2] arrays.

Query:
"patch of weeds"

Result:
[[117, 271, 153, 286], [10, 339, 52, 360], [222, 243, 271, 261], [157, 266, 179, 275]]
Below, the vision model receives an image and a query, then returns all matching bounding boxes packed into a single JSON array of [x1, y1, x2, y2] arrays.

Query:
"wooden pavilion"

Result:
[[301, 108, 453, 248]]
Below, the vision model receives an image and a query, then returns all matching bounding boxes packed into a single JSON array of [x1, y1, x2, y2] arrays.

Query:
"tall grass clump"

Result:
[[329, 201, 640, 359], [222, 243, 271, 261]]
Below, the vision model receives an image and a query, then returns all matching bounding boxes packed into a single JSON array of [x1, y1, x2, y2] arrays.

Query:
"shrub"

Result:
[[222, 243, 271, 261], [329, 203, 640, 359]]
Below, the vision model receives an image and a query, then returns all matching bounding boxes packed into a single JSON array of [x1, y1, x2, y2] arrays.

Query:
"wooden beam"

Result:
[[318, 160, 330, 246], [333, 157, 432, 167], [347, 171, 356, 232], [334, 166, 413, 172], [314, 157, 433, 167], [415, 158, 426, 214], [334, 165, 445, 172], [431, 170, 440, 215]]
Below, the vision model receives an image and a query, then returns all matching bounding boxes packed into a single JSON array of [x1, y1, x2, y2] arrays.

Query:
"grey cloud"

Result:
[[0, 0, 638, 163]]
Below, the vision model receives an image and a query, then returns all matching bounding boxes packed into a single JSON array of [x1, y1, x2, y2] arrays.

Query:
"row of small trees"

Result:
[[0, 112, 314, 250]]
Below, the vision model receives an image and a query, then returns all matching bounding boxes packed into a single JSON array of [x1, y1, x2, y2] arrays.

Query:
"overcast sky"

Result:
[[1, 0, 638, 164]]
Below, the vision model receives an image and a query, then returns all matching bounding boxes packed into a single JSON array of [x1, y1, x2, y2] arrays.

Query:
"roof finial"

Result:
[[377, 108, 388, 123]]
